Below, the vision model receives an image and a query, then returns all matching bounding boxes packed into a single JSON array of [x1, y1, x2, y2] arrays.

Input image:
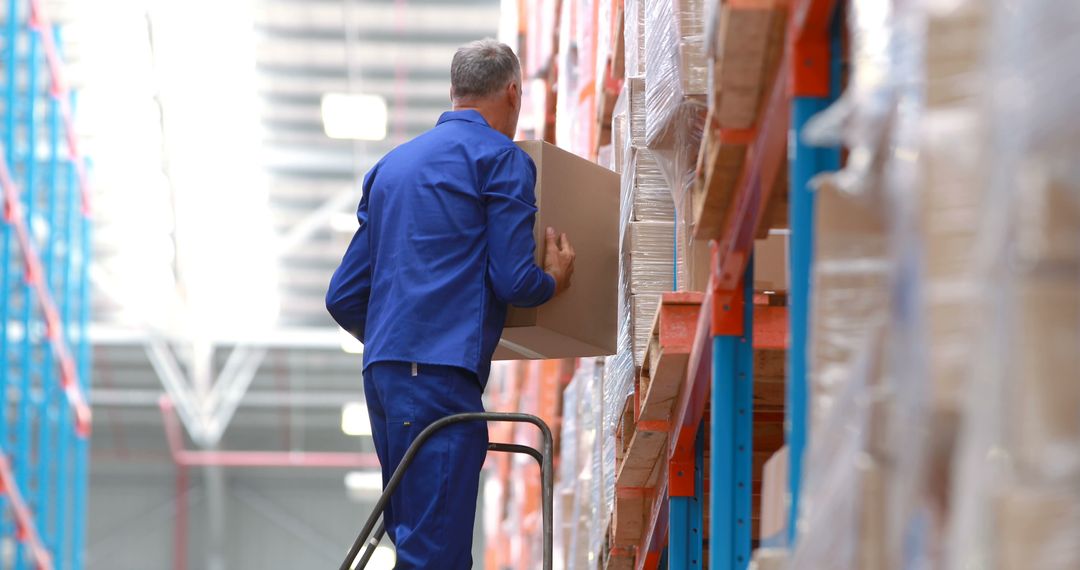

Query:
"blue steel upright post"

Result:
[[668, 422, 705, 570], [709, 259, 753, 570], [14, 18, 42, 570], [38, 54, 62, 558], [786, 0, 843, 547]]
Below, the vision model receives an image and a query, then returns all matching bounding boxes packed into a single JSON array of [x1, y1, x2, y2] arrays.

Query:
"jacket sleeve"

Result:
[[482, 147, 556, 308], [326, 170, 375, 341]]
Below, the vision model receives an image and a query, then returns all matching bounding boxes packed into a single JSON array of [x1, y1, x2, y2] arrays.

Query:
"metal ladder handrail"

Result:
[[340, 412, 554, 570]]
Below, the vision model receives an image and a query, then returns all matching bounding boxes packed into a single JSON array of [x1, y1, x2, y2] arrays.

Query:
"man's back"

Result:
[[327, 109, 554, 383], [325, 39, 575, 569]]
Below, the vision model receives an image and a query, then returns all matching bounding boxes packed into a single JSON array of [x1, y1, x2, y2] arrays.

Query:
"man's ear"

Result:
[[508, 81, 520, 108]]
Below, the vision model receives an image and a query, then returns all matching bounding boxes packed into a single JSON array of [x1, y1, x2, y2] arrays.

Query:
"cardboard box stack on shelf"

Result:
[[784, 1, 1080, 568], [607, 0, 792, 564], [782, 0, 920, 564], [950, 2, 1080, 567], [606, 0, 715, 565], [553, 359, 606, 568], [642, 0, 711, 296], [919, 4, 989, 554]]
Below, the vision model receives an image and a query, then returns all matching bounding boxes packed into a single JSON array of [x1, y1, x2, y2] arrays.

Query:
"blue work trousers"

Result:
[[363, 361, 488, 569]]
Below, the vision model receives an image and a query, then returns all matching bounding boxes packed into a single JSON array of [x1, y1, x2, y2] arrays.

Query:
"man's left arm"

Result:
[[482, 148, 556, 308], [326, 170, 375, 341]]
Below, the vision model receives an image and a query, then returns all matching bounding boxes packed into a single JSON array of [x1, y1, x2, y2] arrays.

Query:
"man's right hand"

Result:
[[544, 227, 576, 297]]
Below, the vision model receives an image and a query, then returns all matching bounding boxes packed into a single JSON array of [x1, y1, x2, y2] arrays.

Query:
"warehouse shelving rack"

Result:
[[633, 0, 843, 568], [1, 1, 93, 569]]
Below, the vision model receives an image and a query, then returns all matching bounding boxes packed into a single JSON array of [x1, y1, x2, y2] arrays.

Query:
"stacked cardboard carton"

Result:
[[644, 0, 706, 147], [553, 360, 606, 568], [966, 2, 1080, 567], [785, 1, 1080, 568]]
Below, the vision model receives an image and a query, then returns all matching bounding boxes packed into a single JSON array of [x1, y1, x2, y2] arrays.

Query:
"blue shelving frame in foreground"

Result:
[[1, 1, 92, 568]]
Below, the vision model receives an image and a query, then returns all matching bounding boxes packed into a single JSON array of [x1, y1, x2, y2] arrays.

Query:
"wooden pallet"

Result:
[[616, 414, 668, 490], [613, 486, 649, 546], [637, 294, 703, 421], [616, 293, 704, 489], [605, 534, 636, 570], [710, 1, 788, 130], [693, 1, 788, 240], [612, 293, 704, 549]]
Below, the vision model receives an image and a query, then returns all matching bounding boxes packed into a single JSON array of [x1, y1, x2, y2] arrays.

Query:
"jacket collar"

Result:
[[436, 109, 491, 128]]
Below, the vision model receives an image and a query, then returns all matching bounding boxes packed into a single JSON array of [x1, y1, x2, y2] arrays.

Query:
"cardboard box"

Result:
[[754, 231, 788, 293], [1012, 277, 1080, 473], [995, 487, 1080, 570], [626, 221, 676, 294], [759, 446, 789, 542], [677, 187, 712, 292], [750, 548, 789, 570], [631, 293, 661, 366], [494, 141, 621, 359]]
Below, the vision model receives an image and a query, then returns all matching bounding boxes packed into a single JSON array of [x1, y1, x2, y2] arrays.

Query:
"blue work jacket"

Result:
[[326, 110, 555, 383]]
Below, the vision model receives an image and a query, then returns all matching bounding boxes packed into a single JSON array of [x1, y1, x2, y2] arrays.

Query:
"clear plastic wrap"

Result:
[[790, 1, 918, 568], [668, 107, 707, 290], [627, 221, 676, 294], [596, 0, 613, 96], [789, 1, 1080, 569], [641, 0, 707, 290], [644, 0, 680, 142], [554, 0, 580, 155], [602, 333, 636, 515], [612, 81, 630, 176], [600, 196, 640, 533], [628, 148, 675, 222], [631, 293, 660, 367], [556, 359, 603, 568], [944, 1, 1080, 568], [624, 0, 645, 79], [585, 358, 609, 560], [598, 144, 615, 171], [788, 164, 894, 569], [553, 371, 580, 569], [644, 0, 707, 148], [628, 76, 647, 147], [675, 188, 710, 292]]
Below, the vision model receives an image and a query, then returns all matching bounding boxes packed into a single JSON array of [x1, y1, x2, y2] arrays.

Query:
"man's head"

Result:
[[450, 39, 522, 139]]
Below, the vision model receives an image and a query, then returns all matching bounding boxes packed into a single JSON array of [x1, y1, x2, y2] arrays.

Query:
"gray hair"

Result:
[[451, 39, 521, 100]]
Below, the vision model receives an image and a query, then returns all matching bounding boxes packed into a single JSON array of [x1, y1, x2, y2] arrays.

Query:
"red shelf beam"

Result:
[[0, 0, 98, 436], [711, 52, 790, 297], [0, 156, 92, 436], [791, 0, 840, 97], [159, 398, 378, 469], [0, 453, 54, 570], [634, 0, 809, 561], [30, 0, 93, 215]]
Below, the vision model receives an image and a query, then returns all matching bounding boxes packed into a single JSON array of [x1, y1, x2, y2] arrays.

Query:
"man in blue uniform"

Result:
[[326, 39, 575, 569]]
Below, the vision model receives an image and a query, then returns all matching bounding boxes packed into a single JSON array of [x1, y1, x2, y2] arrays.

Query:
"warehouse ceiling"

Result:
[[83, 0, 502, 453], [255, 0, 500, 329]]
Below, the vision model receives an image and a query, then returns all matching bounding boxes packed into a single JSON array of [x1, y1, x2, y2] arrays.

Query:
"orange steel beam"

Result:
[[791, 0, 838, 97]]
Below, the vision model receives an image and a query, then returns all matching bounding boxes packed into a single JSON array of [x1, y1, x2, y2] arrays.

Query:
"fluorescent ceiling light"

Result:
[[341, 402, 372, 437], [344, 470, 382, 494], [366, 546, 396, 570], [330, 212, 360, 233], [322, 93, 389, 141], [348, 543, 395, 570], [339, 327, 364, 355]]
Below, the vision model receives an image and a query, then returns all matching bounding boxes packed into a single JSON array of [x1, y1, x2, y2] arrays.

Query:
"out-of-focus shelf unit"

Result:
[[1, 0, 93, 568]]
